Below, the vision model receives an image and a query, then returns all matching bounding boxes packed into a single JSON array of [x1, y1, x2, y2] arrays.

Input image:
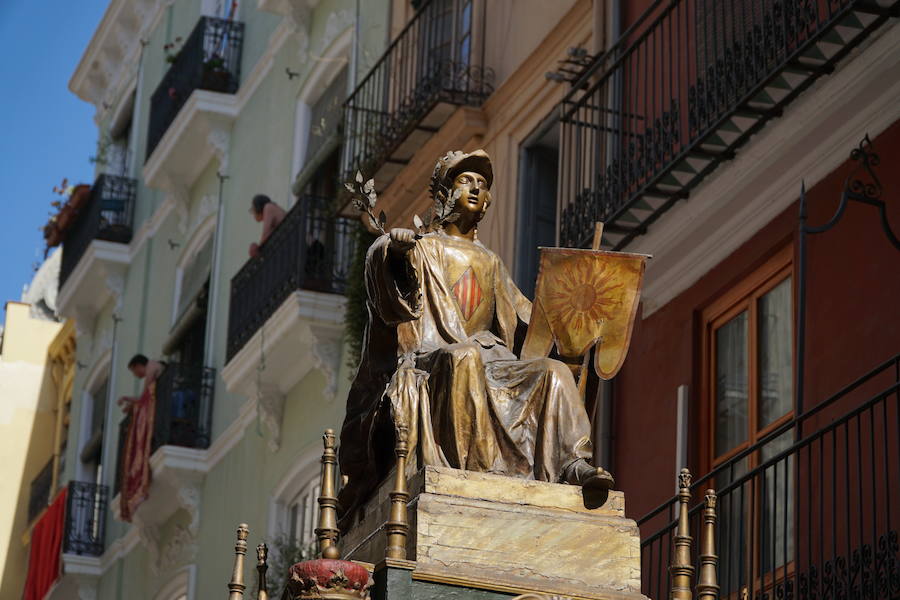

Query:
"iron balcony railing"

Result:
[[146, 16, 243, 159], [63, 481, 108, 557], [153, 363, 216, 452], [226, 196, 356, 361], [113, 364, 215, 496], [638, 353, 900, 600], [558, 0, 899, 249], [59, 174, 136, 287], [341, 0, 492, 186], [27, 457, 54, 523]]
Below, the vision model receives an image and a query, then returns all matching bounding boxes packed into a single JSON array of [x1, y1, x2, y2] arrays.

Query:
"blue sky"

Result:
[[0, 2, 108, 314]]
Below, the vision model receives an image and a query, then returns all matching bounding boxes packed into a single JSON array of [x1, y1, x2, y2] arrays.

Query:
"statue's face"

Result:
[[450, 170, 491, 219]]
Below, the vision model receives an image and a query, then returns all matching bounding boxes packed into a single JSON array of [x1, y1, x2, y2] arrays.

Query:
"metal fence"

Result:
[[558, 0, 899, 249], [153, 363, 216, 452], [226, 196, 356, 361], [59, 174, 136, 287], [63, 481, 108, 556], [341, 0, 492, 184], [638, 353, 900, 600], [146, 16, 244, 159]]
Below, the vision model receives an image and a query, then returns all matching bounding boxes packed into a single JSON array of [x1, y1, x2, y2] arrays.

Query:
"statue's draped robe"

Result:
[[339, 232, 593, 512]]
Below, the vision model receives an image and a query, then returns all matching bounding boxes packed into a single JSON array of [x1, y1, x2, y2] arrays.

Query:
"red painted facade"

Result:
[[613, 118, 900, 519]]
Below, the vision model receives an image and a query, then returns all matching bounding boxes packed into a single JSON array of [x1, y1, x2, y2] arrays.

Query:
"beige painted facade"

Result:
[[0, 302, 65, 599], [379, 0, 594, 276]]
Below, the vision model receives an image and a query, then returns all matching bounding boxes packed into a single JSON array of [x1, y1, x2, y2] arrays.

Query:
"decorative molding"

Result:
[[57, 240, 131, 332], [257, 383, 286, 452], [634, 22, 900, 317]]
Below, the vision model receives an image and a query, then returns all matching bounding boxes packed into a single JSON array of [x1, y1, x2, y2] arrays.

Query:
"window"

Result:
[[287, 477, 321, 549], [516, 119, 559, 297], [702, 245, 794, 594]]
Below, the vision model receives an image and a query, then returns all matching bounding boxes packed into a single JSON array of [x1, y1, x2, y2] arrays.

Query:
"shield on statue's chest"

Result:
[[522, 248, 647, 380]]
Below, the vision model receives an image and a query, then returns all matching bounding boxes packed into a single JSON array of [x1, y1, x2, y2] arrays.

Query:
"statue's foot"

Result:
[[563, 459, 615, 491]]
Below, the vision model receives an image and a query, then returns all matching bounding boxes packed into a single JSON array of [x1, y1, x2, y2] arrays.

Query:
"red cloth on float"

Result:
[[120, 381, 156, 522], [23, 486, 67, 600]]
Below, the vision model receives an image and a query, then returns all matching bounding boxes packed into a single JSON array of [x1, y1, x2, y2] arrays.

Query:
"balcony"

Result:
[[146, 16, 243, 160], [222, 197, 353, 450], [638, 354, 900, 600], [558, 0, 899, 250], [143, 17, 243, 201], [341, 0, 492, 194], [27, 457, 54, 523], [63, 481, 108, 557], [113, 362, 215, 496], [57, 174, 135, 326], [226, 196, 355, 361]]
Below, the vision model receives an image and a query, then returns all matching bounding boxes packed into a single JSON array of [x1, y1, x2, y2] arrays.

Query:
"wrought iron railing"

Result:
[[59, 174, 136, 287], [226, 196, 356, 361], [146, 16, 244, 159], [341, 0, 492, 185], [153, 363, 216, 452], [63, 481, 108, 556], [638, 353, 900, 600], [558, 0, 899, 249], [27, 457, 54, 523]]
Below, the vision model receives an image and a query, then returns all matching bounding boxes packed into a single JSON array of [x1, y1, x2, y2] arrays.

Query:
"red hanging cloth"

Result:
[[23, 485, 67, 600], [120, 381, 156, 522]]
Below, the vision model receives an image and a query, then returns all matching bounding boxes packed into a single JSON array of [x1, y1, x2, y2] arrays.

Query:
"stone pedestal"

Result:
[[343, 466, 648, 600]]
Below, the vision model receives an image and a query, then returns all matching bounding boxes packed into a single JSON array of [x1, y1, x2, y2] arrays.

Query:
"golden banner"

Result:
[[523, 248, 647, 380]]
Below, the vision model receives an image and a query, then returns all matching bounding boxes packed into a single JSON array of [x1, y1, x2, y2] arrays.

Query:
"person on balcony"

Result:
[[248, 194, 286, 258], [117, 354, 166, 412]]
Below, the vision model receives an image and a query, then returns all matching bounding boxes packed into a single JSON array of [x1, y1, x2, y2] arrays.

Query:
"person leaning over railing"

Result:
[[248, 194, 286, 258], [117, 354, 166, 413]]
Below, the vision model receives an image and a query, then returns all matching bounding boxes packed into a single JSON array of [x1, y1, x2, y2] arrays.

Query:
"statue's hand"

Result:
[[389, 228, 416, 254]]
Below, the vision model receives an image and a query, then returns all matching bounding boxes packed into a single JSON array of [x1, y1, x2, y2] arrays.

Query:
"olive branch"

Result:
[[345, 172, 462, 237]]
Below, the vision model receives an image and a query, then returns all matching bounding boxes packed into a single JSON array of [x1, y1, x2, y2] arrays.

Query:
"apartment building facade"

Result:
[[18, 0, 900, 599]]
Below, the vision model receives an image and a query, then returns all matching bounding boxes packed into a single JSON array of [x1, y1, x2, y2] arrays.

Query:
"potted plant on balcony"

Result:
[[42, 180, 91, 250], [201, 53, 231, 91]]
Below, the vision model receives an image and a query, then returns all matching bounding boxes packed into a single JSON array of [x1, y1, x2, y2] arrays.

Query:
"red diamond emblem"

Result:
[[453, 267, 483, 321]]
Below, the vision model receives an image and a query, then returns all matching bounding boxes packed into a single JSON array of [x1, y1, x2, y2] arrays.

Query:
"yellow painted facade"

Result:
[[0, 302, 70, 600]]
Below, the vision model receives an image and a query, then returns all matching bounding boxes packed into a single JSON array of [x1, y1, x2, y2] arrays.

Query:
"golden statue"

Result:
[[338, 150, 645, 522]]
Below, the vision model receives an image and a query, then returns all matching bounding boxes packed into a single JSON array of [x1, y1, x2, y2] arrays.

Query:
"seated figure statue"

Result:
[[338, 149, 612, 522]]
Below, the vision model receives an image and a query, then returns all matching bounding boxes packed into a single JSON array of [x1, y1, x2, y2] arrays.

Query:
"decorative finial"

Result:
[[670, 469, 694, 600], [315, 429, 341, 560], [256, 543, 269, 600], [696, 490, 719, 600], [385, 424, 411, 560], [678, 467, 692, 491], [228, 524, 249, 599]]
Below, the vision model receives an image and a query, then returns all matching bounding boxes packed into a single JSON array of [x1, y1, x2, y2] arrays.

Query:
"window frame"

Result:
[[699, 244, 795, 475]]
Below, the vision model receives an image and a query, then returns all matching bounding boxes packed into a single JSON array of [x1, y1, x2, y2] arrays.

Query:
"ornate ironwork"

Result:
[[59, 174, 136, 287], [226, 195, 356, 361], [146, 16, 244, 159], [341, 0, 493, 186], [638, 354, 900, 600], [558, 0, 898, 249], [27, 457, 54, 523], [153, 363, 216, 451], [63, 480, 108, 556]]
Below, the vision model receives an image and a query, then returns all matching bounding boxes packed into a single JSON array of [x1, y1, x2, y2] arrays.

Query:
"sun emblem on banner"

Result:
[[542, 260, 622, 334]]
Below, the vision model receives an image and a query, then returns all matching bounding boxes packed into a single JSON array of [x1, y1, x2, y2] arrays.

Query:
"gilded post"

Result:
[[256, 543, 269, 600], [385, 424, 410, 560], [670, 469, 695, 600], [228, 523, 249, 600], [696, 490, 719, 600], [315, 429, 341, 559]]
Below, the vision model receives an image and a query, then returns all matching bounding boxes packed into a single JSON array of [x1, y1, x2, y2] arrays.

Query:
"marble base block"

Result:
[[342, 466, 648, 600]]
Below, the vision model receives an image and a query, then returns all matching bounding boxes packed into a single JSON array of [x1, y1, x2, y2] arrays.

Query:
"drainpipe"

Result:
[[592, 0, 623, 473]]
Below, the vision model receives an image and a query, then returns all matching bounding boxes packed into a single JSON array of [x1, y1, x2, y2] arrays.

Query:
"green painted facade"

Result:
[[63, 1, 391, 598]]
